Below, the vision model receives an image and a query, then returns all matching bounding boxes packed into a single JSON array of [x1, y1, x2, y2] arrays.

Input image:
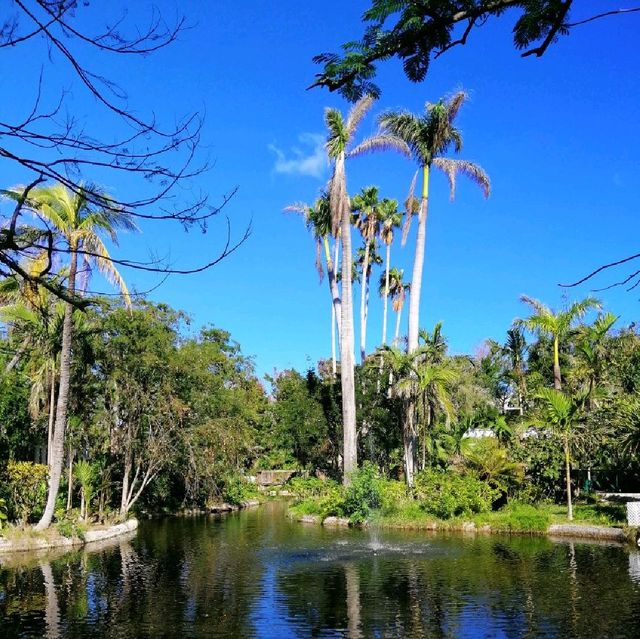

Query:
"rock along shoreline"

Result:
[[295, 513, 633, 544], [0, 519, 139, 555]]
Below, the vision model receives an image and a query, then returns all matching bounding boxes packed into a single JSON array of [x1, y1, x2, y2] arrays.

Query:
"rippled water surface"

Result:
[[2, 502, 640, 638]]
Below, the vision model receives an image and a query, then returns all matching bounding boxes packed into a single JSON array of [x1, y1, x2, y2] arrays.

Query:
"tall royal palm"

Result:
[[384, 268, 410, 347], [518, 296, 600, 391], [377, 91, 490, 353], [11, 183, 137, 529], [286, 193, 341, 375], [378, 199, 402, 347], [352, 186, 381, 363]]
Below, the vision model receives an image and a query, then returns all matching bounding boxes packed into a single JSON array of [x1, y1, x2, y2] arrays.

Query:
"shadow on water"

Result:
[[1, 501, 640, 638]]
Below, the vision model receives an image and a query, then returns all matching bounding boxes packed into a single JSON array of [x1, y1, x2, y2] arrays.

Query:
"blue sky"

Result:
[[4, 1, 640, 377]]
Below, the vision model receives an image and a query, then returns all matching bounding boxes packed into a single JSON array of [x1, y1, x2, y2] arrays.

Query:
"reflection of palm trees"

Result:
[[40, 561, 60, 639], [344, 562, 363, 639]]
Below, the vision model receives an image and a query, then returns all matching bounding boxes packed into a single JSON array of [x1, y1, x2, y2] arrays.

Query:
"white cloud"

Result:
[[269, 133, 327, 179]]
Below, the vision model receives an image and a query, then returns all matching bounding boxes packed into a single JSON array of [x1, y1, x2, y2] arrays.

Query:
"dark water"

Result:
[[2, 502, 640, 638]]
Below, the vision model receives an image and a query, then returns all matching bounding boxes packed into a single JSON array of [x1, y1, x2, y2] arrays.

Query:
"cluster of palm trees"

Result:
[[1, 183, 134, 529], [289, 90, 490, 484]]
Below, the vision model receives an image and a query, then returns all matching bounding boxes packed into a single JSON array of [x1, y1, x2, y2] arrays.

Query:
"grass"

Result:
[[290, 496, 628, 534]]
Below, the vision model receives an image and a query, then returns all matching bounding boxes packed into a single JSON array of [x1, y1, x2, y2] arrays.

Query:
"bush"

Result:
[[375, 478, 409, 516], [0, 497, 7, 528], [222, 476, 258, 506], [55, 510, 87, 540], [343, 462, 381, 524], [3, 461, 48, 525], [413, 469, 499, 519], [287, 476, 338, 499]]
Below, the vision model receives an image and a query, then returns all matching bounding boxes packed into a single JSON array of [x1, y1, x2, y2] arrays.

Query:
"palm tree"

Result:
[[378, 199, 402, 347], [383, 268, 410, 347], [355, 240, 382, 363], [576, 312, 617, 409], [352, 186, 382, 363], [518, 296, 600, 391], [376, 91, 490, 353], [419, 321, 447, 364], [73, 459, 94, 520], [504, 327, 528, 414], [6, 182, 137, 529], [286, 193, 341, 375], [325, 95, 403, 482], [536, 388, 585, 520], [0, 255, 65, 463], [414, 359, 456, 470]]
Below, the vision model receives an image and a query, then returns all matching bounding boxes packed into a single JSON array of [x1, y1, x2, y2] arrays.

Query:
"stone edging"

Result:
[[294, 513, 632, 543], [0, 519, 139, 555]]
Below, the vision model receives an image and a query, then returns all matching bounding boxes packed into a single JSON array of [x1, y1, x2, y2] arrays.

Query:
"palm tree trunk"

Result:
[[564, 436, 573, 521], [407, 165, 430, 353], [338, 156, 357, 483], [382, 243, 391, 345], [403, 401, 417, 488], [324, 237, 342, 340], [394, 303, 403, 347], [47, 366, 56, 464], [326, 237, 341, 377], [66, 449, 74, 511], [331, 303, 337, 376], [359, 240, 371, 363], [5, 335, 31, 373], [36, 247, 77, 530], [553, 336, 562, 390]]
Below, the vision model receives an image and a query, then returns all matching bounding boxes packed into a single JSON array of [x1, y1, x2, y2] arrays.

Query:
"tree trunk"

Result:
[[403, 402, 417, 488], [36, 247, 77, 530], [324, 236, 342, 340], [5, 336, 31, 373], [359, 239, 371, 363], [394, 303, 403, 347], [331, 303, 337, 377], [553, 336, 562, 390], [66, 450, 74, 511], [407, 165, 430, 353], [382, 242, 391, 345], [120, 442, 132, 517], [338, 155, 357, 484], [564, 436, 573, 521], [47, 366, 56, 464]]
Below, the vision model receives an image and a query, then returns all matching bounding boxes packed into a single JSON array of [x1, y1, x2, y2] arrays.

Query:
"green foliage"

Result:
[[462, 438, 524, 495], [0, 497, 7, 528], [2, 461, 48, 525], [222, 476, 259, 506], [55, 510, 87, 540], [413, 469, 499, 519], [343, 462, 382, 524], [313, 1, 583, 100]]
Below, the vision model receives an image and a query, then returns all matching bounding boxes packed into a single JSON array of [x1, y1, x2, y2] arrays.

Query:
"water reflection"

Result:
[[1, 504, 639, 638]]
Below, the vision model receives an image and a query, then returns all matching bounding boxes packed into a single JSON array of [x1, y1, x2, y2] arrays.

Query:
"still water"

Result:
[[1, 502, 640, 638]]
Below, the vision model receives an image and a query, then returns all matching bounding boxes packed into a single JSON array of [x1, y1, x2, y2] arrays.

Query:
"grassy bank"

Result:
[[286, 471, 628, 535]]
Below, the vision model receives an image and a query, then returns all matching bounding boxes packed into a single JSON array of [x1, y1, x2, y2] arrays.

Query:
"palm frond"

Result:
[[345, 94, 375, 140], [432, 158, 491, 200], [349, 133, 411, 159]]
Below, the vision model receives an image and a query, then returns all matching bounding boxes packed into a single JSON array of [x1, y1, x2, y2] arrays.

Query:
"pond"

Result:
[[1, 502, 640, 638]]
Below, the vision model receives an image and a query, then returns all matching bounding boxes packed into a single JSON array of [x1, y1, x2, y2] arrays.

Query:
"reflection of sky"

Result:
[[250, 562, 301, 639]]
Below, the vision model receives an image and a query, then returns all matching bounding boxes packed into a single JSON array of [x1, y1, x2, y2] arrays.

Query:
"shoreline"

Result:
[[0, 519, 139, 555], [293, 512, 634, 545]]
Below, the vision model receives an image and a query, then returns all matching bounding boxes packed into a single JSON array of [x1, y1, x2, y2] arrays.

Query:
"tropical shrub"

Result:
[[0, 497, 7, 528], [3, 461, 48, 525], [376, 478, 409, 516], [413, 469, 499, 519], [222, 476, 259, 506], [287, 476, 338, 499], [343, 462, 382, 524]]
